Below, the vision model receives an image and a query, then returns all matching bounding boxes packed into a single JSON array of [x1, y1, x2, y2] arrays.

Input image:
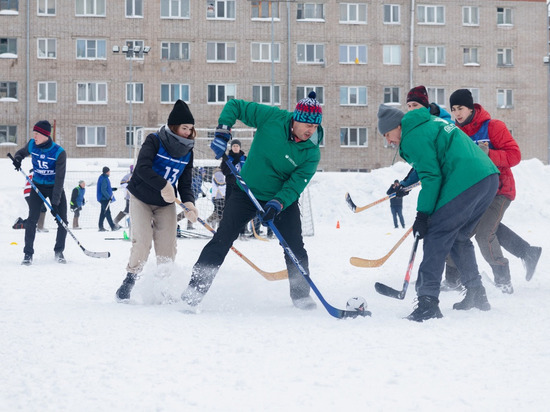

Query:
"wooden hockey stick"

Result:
[[345, 181, 421, 213], [252, 221, 269, 241], [350, 227, 413, 268]]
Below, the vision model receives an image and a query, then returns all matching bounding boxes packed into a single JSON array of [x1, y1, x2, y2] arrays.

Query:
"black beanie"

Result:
[[33, 120, 52, 137], [167, 99, 195, 125], [102, 166, 110, 174], [231, 139, 241, 148], [449, 89, 474, 110]]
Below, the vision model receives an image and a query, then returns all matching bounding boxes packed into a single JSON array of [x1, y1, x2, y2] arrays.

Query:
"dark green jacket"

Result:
[[218, 99, 323, 209], [399, 108, 499, 215]]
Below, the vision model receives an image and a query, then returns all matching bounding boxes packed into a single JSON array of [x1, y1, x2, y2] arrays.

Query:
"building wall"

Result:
[[0, 0, 548, 170]]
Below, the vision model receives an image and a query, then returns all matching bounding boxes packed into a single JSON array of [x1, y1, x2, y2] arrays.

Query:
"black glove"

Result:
[[413, 212, 429, 239], [259, 199, 283, 226], [51, 203, 60, 218], [12, 156, 22, 171], [211, 124, 232, 159], [396, 185, 409, 197], [112, 187, 118, 191]]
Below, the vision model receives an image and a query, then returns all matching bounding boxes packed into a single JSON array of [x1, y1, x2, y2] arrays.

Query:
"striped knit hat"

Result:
[[33, 120, 51, 138], [293, 91, 322, 125]]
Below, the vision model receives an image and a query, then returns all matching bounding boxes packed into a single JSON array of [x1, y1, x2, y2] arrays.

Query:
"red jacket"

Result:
[[456, 104, 521, 201]]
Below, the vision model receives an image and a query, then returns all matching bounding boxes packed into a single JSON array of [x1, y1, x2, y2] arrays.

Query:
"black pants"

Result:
[[25, 186, 67, 255], [99, 199, 115, 230], [189, 186, 311, 301]]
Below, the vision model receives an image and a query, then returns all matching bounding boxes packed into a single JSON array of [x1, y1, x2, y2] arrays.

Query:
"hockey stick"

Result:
[[175, 199, 287, 281], [350, 227, 413, 268], [251, 221, 269, 241], [223, 155, 368, 319], [374, 234, 420, 299], [8, 153, 110, 259], [345, 181, 421, 213]]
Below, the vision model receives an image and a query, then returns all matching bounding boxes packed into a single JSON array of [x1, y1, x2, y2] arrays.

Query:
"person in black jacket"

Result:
[[220, 140, 249, 236], [387, 180, 406, 228], [116, 100, 199, 300]]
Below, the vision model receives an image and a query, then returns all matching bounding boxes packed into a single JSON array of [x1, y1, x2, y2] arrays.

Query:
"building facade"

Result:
[[0, 0, 548, 171]]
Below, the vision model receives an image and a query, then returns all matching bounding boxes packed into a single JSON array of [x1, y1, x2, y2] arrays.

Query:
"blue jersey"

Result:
[[28, 139, 65, 186], [470, 120, 493, 149], [152, 134, 192, 185]]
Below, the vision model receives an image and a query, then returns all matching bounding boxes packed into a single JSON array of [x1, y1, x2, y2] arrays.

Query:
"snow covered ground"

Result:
[[1, 157, 549, 411]]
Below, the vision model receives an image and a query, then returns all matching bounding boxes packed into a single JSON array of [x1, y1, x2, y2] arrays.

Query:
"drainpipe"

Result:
[[287, 1, 291, 110], [26, 0, 30, 140], [409, 0, 415, 89]]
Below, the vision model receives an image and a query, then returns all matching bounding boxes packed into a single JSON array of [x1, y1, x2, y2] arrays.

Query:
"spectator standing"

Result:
[[206, 168, 226, 229], [96, 166, 119, 232], [70, 180, 86, 229], [114, 165, 133, 227], [387, 179, 406, 228]]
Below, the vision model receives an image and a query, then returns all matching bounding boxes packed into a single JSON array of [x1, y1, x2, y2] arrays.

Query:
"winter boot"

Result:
[[55, 251, 66, 264], [492, 264, 513, 294], [21, 253, 33, 266], [292, 296, 317, 310], [116, 273, 137, 300], [523, 246, 542, 281], [406, 295, 443, 322], [453, 284, 491, 311], [37, 212, 49, 232], [181, 285, 205, 307]]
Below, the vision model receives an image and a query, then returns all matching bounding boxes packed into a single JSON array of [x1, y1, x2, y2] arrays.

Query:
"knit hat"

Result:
[[33, 120, 51, 137], [167, 99, 195, 125], [293, 91, 322, 125], [102, 166, 110, 174], [231, 139, 241, 148], [449, 89, 474, 110], [377, 104, 404, 135], [407, 85, 429, 108]]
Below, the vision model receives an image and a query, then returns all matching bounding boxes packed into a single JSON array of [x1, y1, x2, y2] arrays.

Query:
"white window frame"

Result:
[[0, 38, 17, 57], [497, 89, 513, 108], [427, 87, 445, 107], [417, 4, 445, 25], [77, 82, 107, 104], [206, 0, 235, 20], [339, 3, 367, 25], [207, 84, 236, 104], [340, 86, 367, 106], [75, 0, 105, 17], [469, 88, 480, 104], [296, 86, 324, 105], [126, 82, 144, 103], [160, 83, 190, 103], [37, 38, 56, 59], [124, 40, 145, 60], [38, 81, 57, 103], [251, 1, 279, 19], [383, 4, 400, 24], [38, 0, 56, 16], [0, 125, 17, 144], [0, 81, 17, 100], [160, 0, 190, 19], [419, 45, 445, 66], [76, 126, 106, 146], [252, 85, 280, 105], [126, 125, 142, 146], [463, 47, 479, 66], [251, 42, 280, 62], [207, 42, 236, 63], [383, 45, 401, 65], [340, 127, 368, 147], [383, 87, 400, 105], [297, 3, 324, 21], [297, 43, 324, 64], [339, 44, 367, 64], [497, 7, 513, 26], [462, 6, 479, 26], [161, 41, 190, 61], [497, 48, 513, 67], [76, 39, 106, 60], [1, 0, 19, 13], [126, 0, 143, 18]]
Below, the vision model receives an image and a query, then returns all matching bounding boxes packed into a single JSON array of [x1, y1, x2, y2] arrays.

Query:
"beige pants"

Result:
[[126, 194, 177, 275]]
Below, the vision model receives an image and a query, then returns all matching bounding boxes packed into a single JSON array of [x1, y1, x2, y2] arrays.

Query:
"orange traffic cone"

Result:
[[336, 220, 340, 229]]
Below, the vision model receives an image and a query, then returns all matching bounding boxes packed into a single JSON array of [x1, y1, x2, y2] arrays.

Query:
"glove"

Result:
[[183, 201, 198, 223], [12, 156, 22, 171], [51, 203, 60, 218], [479, 142, 490, 155], [412, 212, 429, 239], [112, 187, 118, 191], [210, 124, 231, 159], [259, 199, 283, 226], [160, 181, 176, 203], [396, 185, 409, 197]]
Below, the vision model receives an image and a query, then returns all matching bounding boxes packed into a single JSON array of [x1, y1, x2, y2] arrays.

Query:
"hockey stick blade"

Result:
[[344, 192, 357, 212], [375, 281, 405, 299], [350, 227, 413, 268], [346, 182, 422, 214], [83, 249, 111, 259]]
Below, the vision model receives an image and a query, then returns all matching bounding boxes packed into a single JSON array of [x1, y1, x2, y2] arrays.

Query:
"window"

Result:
[[161, 83, 190, 103], [469, 88, 480, 104], [297, 3, 324, 20], [124, 40, 145, 60], [497, 7, 512, 26], [207, 42, 236, 63], [76, 39, 106, 59], [340, 127, 367, 147], [383, 87, 400, 104], [383, 45, 401, 65], [75, 0, 105, 16], [497, 89, 513, 108], [126, 83, 144, 103], [252, 85, 280, 105], [463, 47, 479, 65], [126, 126, 141, 146], [296, 86, 324, 104], [0, 38, 17, 56], [339, 3, 367, 24], [161, 42, 190, 61], [251, 42, 280, 62], [251, 1, 279, 19], [161, 0, 189, 18], [0, 81, 17, 99], [339, 45, 367, 64], [207, 0, 235, 19], [0, 0, 18, 12], [77, 82, 107, 104], [0, 125, 17, 144], [462, 6, 478, 26], [497, 48, 513, 67], [38, 81, 57, 102], [76, 126, 106, 146], [126, 0, 143, 17], [38, 38, 56, 58], [427, 87, 445, 107], [38, 0, 55, 15], [383, 4, 399, 24], [207, 84, 236, 104], [297, 43, 324, 64], [340, 86, 367, 106], [419, 46, 445, 65], [417, 5, 444, 24]]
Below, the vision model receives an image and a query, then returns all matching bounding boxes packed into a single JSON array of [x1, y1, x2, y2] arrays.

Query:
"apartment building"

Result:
[[0, 0, 548, 171]]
